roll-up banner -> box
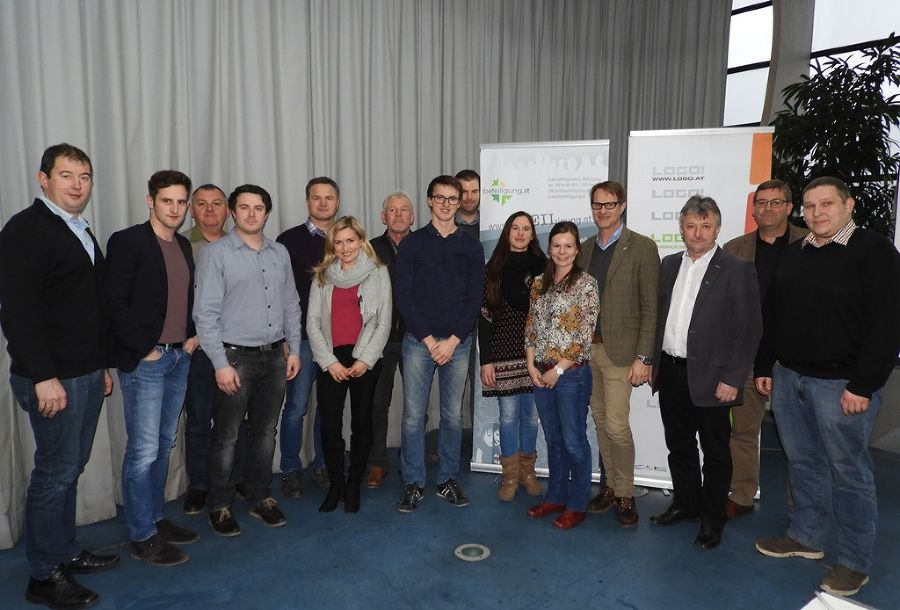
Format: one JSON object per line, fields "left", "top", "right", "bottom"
{"left": 472, "top": 140, "right": 610, "bottom": 476}
{"left": 626, "top": 127, "right": 774, "bottom": 489}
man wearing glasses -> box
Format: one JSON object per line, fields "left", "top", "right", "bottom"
{"left": 722, "top": 179, "right": 807, "bottom": 520}
{"left": 578, "top": 180, "right": 659, "bottom": 528}
{"left": 393, "top": 175, "right": 484, "bottom": 512}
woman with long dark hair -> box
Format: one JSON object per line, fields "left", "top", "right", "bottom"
{"left": 479, "top": 212, "right": 546, "bottom": 501}
{"left": 524, "top": 221, "right": 599, "bottom": 529}
{"left": 307, "top": 216, "right": 391, "bottom": 513}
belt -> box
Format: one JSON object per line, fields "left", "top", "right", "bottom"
{"left": 662, "top": 352, "right": 687, "bottom": 366}
{"left": 223, "top": 338, "right": 285, "bottom": 352}
{"left": 157, "top": 342, "right": 183, "bottom": 351}
{"left": 537, "top": 361, "right": 584, "bottom": 372}
{"left": 591, "top": 331, "right": 603, "bottom": 344}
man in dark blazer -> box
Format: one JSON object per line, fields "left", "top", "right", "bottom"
{"left": 722, "top": 179, "right": 807, "bottom": 520}
{"left": 367, "top": 191, "right": 415, "bottom": 487}
{"left": 106, "top": 170, "right": 199, "bottom": 567}
{"left": 0, "top": 144, "right": 118, "bottom": 608}
{"left": 577, "top": 180, "right": 659, "bottom": 527}
{"left": 650, "top": 196, "right": 762, "bottom": 550}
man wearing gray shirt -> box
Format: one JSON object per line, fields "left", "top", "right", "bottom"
{"left": 194, "top": 184, "right": 301, "bottom": 536}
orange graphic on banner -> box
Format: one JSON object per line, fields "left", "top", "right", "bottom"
{"left": 744, "top": 132, "right": 773, "bottom": 233}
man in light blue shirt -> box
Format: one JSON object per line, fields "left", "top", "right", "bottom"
{"left": 194, "top": 184, "right": 301, "bottom": 536}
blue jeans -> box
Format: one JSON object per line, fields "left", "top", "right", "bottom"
{"left": 400, "top": 333, "right": 471, "bottom": 487}
{"left": 119, "top": 346, "right": 190, "bottom": 542}
{"left": 183, "top": 348, "right": 247, "bottom": 490}
{"left": 279, "top": 339, "right": 324, "bottom": 473}
{"left": 11, "top": 370, "right": 105, "bottom": 579}
{"left": 533, "top": 366, "right": 593, "bottom": 512}
{"left": 209, "top": 348, "right": 287, "bottom": 509}
{"left": 497, "top": 392, "right": 538, "bottom": 457}
{"left": 772, "top": 365, "right": 881, "bottom": 574}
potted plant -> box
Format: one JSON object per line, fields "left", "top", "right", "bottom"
{"left": 771, "top": 34, "right": 900, "bottom": 236}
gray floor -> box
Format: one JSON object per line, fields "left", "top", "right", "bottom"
{"left": 1, "top": 420, "right": 899, "bottom": 609}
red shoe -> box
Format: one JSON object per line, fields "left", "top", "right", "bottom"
{"left": 527, "top": 502, "right": 566, "bottom": 519}
{"left": 552, "top": 510, "right": 586, "bottom": 529}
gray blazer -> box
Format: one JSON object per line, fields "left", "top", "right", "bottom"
{"left": 306, "top": 265, "right": 392, "bottom": 369}
{"left": 651, "top": 247, "right": 762, "bottom": 407}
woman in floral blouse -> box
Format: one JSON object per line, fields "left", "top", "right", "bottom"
{"left": 524, "top": 221, "right": 600, "bottom": 529}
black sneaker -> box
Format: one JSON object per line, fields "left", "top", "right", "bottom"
{"left": 249, "top": 498, "right": 287, "bottom": 527}
{"left": 182, "top": 488, "right": 207, "bottom": 515}
{"left": 281, "top": 471, "right": 304, "bottom": 499}
{"left": 155, "top": 519, "right": 199, "bottom": 545}
{"left": 396, "top": 484, "right": 424, "bottom": 513}
{"left": 209, "top": 507, "right": 241, "bottom": 537}
{"left": 130, "top": 533, "right": 188, "bottom": 566}
{"left": 436, "top": 479, "right": 470, "bottom": 507}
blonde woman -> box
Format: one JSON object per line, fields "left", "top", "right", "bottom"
{"left": 307, "top": 216, "right": 391, "bottom": 513}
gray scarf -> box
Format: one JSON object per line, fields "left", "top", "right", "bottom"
{"left": 325, "top": 252, "right": 377, "bottom": 288}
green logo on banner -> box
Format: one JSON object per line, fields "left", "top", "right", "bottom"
{"left": 491, "top": 179, "right": 514, "bottom": 205}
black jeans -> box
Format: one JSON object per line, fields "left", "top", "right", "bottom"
{"left": 368, "top": 341, "right": 401, "bottom": 469}
{"left": 317, "top": 345, "right": 381, "bottom": 482}
{"left": 657, "top": 355, "right": 732, "bottom": 528}
{"left": 184, "top": 348, "right": 247, "bottom": 490}
{"left": 208, "top": 348, "right": 286, "bottom": 510}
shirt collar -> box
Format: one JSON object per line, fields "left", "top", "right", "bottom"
{"left": 455, "top": 211, "right": 479, "bottom": 226}
{"left": 226, "top": 229, "right": 273, "bottom": 251}
{"left": 40, "top": 196, "right": 88, "bottom": 229}
{"left": 305, "top": 218, "right": 327, "bottom": 238}
{"left": 802, "top": 219, "right": 857, "bottom": 248}
{"left": 682, "top": 244, "right": 718, "bottom": 265}
{"left": 189, "top": 224, "right": 225, "bottom": 243}
{"left": 595, "top": 223, "right": 624, "bottom": 250}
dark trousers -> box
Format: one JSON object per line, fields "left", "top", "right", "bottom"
{"left": 184, "top": 348, "right": 247, "bottom": 490}
{"left": 657, "top": 355, "right": 732, "bottom": 528}
{"left": 317, "top": 345, "right": 381, "bottom": 482}
{"left": 10, "top": 370, "right": 105, "bottom": 579}
{"left": 368, "top": 341, "right": 401, "bottom": 469}
{"left": 208, "top": 348, "right": 286, "bottom": 510}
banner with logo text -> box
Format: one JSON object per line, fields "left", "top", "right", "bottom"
{"left": 471, "top": 140, "right": 610, "bottom": 476}
{"left": 626, "top": 127, "right": 773, "bottom": 489}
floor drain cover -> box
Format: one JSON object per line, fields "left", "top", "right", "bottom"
{"left": 454, "top": 543, "right": 491, "bottom": 562}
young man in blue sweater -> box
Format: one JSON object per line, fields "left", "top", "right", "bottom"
{"left": 393, "top": 175, "right": 484, "bottom": 512}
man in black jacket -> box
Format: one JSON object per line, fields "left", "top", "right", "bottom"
{"left": 366, "top": 191, "right": 415, "bottom": 487}
{"left": 0, "top": 144, "right": 118, "bottom": 609}
{"left": 106, "top": 170, "right": 199, "bottom": 567}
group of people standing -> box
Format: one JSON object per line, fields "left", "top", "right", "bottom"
{"left": 1, "top": 143, "right": 897, "bottom": 610}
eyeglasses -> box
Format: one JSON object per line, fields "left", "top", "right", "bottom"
{"left": 753, "top": 198, "right": 788, "bottom": 208}
{"left": 430, "top": 194, "right": 460, "bottom": 206}
{"left": 591, "top": 201, "right": 620, "bottom": 210}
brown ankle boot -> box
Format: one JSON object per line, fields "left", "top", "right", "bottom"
{"left": 498, "top": 455, "right": 520, "bottom": 501}
{"left": 518, "top": 452, "right": 543, "bottom": 496}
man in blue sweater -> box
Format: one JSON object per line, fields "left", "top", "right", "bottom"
{"left": 394, "top": 175, "right": 484, "bottom": 512}
{"left": 754, "top": 177, "right": 900, "bottom": 597}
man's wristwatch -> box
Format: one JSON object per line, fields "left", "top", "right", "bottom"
{"left": 554, "top": 365, "right": 565, "bottom": 376}
{"left": 636, "top": 354, "right": 653, "bottom": 366}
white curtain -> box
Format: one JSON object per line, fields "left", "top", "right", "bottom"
{"left": 0, "top": 0, "right": 730, "bottom": 549}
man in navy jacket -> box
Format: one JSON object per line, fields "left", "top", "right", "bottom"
{"left": 106, "top": 170, "right": 199, "bottom": 567}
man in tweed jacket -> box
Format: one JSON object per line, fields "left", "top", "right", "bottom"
{"left": 577, "top": 180, "right": 659, "bottom": 527}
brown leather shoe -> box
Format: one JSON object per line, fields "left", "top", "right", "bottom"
{"left": 616, "top": 496, "right": 639, "bottom": 527}
{"left": 527, "top": 502, "right": 566, "bottom": 519}
{"left": 587, "top": 486, "right": 616, "bottom": 513}
{"left": 366, "top": 466, "right": 387, "bottom": 489}
{"left": 725, "top": 499, "right": 753, "bottom": 520}
{"left": 552, "top": 510, "right": 586, "bottom": 529}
